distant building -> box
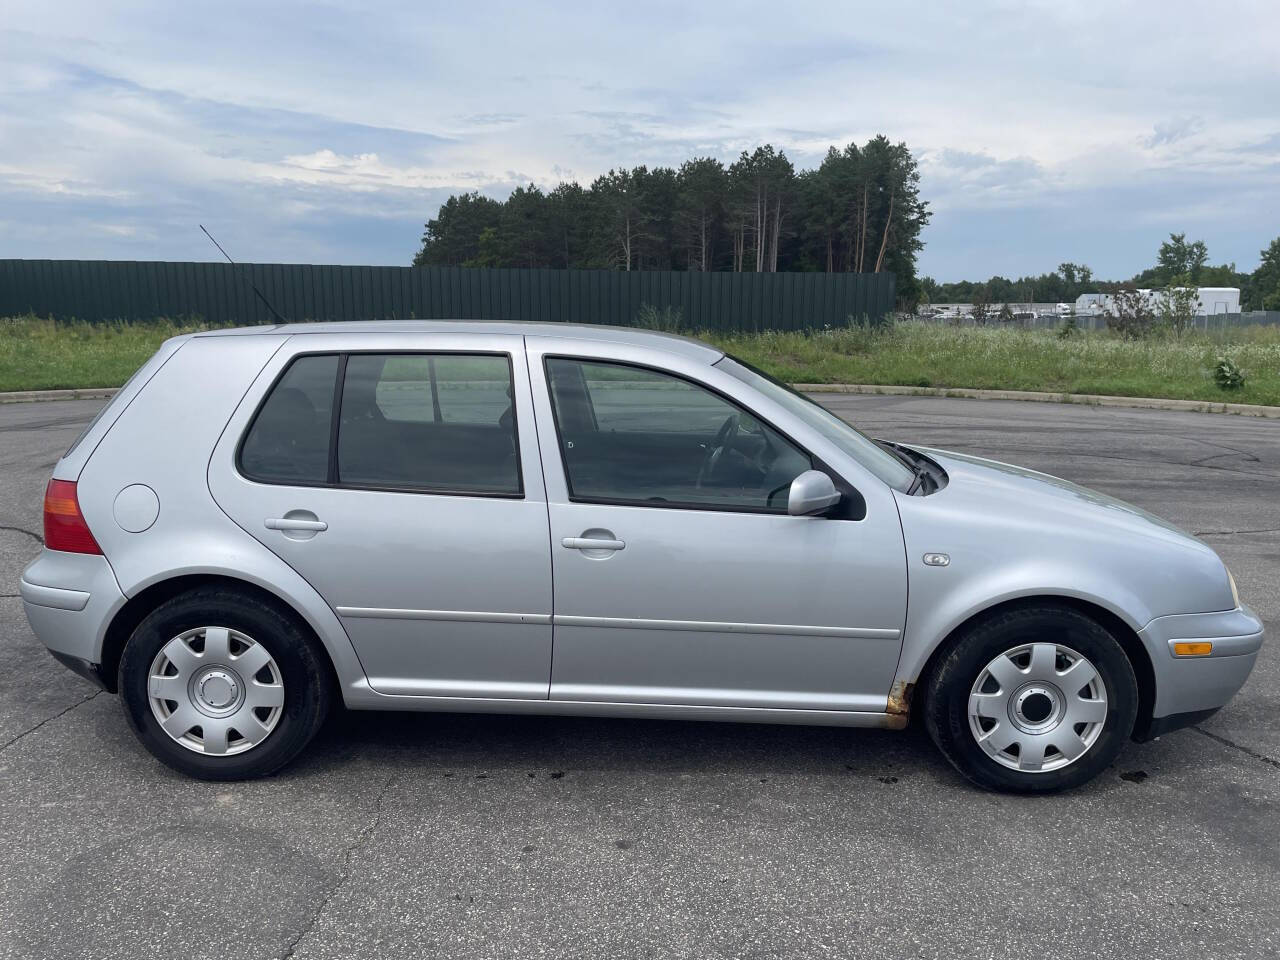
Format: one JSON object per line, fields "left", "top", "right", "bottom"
{"left": 1074, "top": 288, "right": 1240, "bottom": 317}
{"left": 920, "top": 302, "right": 1073, "bottom": 322}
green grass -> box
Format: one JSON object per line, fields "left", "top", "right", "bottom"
{"left": 3, "top": 315, "right": 1279, "bottom": 407}
{"left": 708, "top": 321, "right": 1280, "bottom": 407}
{"left": 0, "top": 316, "right": 214, "bottom": 392}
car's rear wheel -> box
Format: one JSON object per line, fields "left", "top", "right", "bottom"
{"left": 924, "top": 606, "right": 1138, "bottom": 793}
{"left": 119, "top": 586, "right": 331, "bottom": 780}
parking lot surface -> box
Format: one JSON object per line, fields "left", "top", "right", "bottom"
{"left": 1, "top": 394, "right": 1276, "bottom": 960}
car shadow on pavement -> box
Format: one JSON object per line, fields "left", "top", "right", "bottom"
{"left": 264, "top": 701, "right": 1236, "bottom": 797}
{"left": 299, "top": 705, "right": 946, "bottom": 782}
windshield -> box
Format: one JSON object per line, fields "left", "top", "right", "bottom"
{"left": 716, "top": 355, "right": 915, "bottom": 490}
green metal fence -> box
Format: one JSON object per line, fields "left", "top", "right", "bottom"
{"left": 0, "top": 260, "right": 896, "bottom": 332}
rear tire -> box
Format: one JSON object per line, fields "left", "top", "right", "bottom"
{"left": 119, "top": 586, "right": 331, "bottom": 780}
{"left": 924, "top": 606, "right": 1138, "bottom": 793}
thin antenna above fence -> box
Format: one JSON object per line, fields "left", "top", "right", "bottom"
{"left": 198, "top": 225, "right": 288, "bottom": 324}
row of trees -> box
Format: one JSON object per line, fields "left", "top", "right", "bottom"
{"left": 920, "top": 262, "right": 1099, "bottom": 307}
{"left": 413, "top": 137, "right": 930, "bottom": 306}
{"left": 923, "top": 234, "right": 1280, "bottom": 311}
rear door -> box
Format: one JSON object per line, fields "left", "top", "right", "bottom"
{"left": 208, "top": 332, "right": 554, "bottom": 700}
{"left": 525, "top": 337, "right": 909, "bottom": 713}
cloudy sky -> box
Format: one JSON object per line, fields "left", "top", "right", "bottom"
{"left": 2, "top": 1, "right": 1277, "bottom": 281}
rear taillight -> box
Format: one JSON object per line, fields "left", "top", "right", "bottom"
{"left": 43, "top": 479, "right": 102, "bottom": 554}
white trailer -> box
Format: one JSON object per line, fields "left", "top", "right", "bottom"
{"left": 1074, "top": 288, "right": 1240, "bottom": 317}
{"left": 1195, "top": 287, "right": 1240, "bottom": 315}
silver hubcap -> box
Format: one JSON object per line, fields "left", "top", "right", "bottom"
{"left": 968, "top": 642, "right": 1108, "bottom": 773}
{"left": 147, "top": 626, "right": 284, "bottom": 756}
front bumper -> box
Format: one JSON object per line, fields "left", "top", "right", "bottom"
{"left": 1136, "top": 605, "right": 1264, "bottom": 737}
{"left": 1134, "top": 706, "right": 1221, "bottom": 742}
{"left": 20, "top": 549, "right": 125, "bottom": 677}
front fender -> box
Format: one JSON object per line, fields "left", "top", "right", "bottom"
{"left": 890, "top": 471, "right": 1233, "bottom": 694}
{"left": 896, "top": 570, "right": 1157, "bottom": 686}
{"left": 893, "top": 558, "right": 1152, "bottom": 686}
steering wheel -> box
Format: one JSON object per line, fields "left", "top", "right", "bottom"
{"left": 695, "top": 414, "right": 740, "bottom": 488}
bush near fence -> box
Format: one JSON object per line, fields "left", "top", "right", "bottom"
{"left": 0, "top": 260, "right": 895, "bottom": 333}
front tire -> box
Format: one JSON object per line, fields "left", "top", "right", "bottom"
{"left": 119, "top": 587, "right": 332, "bottom": 780}
{"left": 924, "top": 606, "right": 1138, "bottom": 793}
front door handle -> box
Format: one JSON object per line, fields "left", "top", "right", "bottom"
{"left": 265, "top": 517, "right": 328, "bottom": 532}
{"left": 562, "top": 536, "right": 625, "bottom": 551}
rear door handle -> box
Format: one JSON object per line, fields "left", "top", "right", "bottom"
{"left": 561, "top": 537, "right": 625, "bottom": 551}
{"left": 265, "top": 517, "right": 328, "bottom": 532}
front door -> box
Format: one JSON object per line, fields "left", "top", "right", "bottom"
{"left": 209, "top": 333, "right": 554, "bottom": 700}
{"left": 527, "top": 346, "right": 908, "bottom": 713}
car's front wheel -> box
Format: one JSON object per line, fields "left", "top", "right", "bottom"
{"left": 924, "top": 606, "right": 1138, "bottom": 793}
{"left": 119, "top": 586, "right": 332, "bottom": 780}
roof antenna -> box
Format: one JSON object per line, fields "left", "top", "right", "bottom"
{"left": 199, "top": 224, "right": 288, "bottom": 325}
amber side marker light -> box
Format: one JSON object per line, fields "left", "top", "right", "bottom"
{"left": 43, "top": 479, "right": 102, "bottom": 555}
{"left": 1173, "top": 641, "right": 1214, "bottom": 657}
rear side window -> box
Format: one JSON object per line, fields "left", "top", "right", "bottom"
{"left": 240, "top": 355, "right": 338, "bottom": 484}
{"left": 338, "top": 353, "right": 519, "bottom": 494}
{"left": 361, "top": 354, "right": 515, "bottom": 426}
{"left": 239, "top": 351, "right": 521, "bottom": 496}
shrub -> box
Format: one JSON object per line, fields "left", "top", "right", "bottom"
{"left": 635, "top": 303, "right": 683, "bottom": 332}
{"left": 846, "top": 312, "right": 894, "bottom": 330}
{"left": 1212, "top": 355, "right": 1245, "bottom": 391}
{"left": 1157, "top": 277, "right": 1198, "bottom": 338}
{"left": 1104, "top": 287, "right": 1157, "bottom": 339}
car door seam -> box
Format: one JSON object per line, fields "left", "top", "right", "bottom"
{"left": 522, "top": 337, "right": 557, "bottom": 700}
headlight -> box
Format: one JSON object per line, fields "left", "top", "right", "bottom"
{"left": 1227, "top": 567, "right": 1240, "bottom": 608}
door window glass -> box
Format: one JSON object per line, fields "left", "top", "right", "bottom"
{"left": 545, "top": 358, "right": 810, "bottom": 511}
{"left": 717, "top": 355, "right": 915, "bottom": 490}
{"left": 338, "top": 353, "right": 520, "bottom": 495}
{"left": 239, "top": 354, "right": 338, "bottom": 484}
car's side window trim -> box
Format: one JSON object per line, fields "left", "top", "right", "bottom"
{"left": 541, "top": 354, "right": 863, "bottom": 518}
{"left": 326, "top": 353, "right": 348, "bottom": 485}
{"left": 236, "top": 349, "right": 526, "bottom": 500}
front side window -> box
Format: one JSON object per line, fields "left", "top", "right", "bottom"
{"left": 716, "top": 355, "right": 915, "bottom": 490}
{"left": 545, "top": 358, "right": 811, "bottom": 512}
{"left": 338, "top": 353, "right": 520, "bottom": 494}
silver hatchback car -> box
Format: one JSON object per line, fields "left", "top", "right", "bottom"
{"left": 21, "top": 322, "right": 1263, "bottom": 791}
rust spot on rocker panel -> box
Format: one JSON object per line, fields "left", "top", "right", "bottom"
{"left": 884, "top": 681, "right": 914, "bottom": 729}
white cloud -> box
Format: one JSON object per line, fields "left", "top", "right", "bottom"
{"left": 0, "top": 0, "right": 1277, "bottom": 277}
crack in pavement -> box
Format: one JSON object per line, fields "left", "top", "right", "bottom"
{"left": 0, "top": 689, "right": 102, "bottom": 754}
{"left": 1192, "top": 726, "right": 1280, "bottom": 771}
{"left": 0, "top": 415, "right": 95, "bottom": 434}
{"left": 277, "top": 773, "right": 396, "bottom": 959}
{"left": 1180, "top": 435, "right": 1263, "bottom": 466}
{"left": 0, "top": 524, "right": 43, "bottom": 545}
{"left": 1193, "top": 527, "right": 1280, "bottom": 537}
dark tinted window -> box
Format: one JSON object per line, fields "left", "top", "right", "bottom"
{"left": 240, "top": 354, "right": 338, "bottom": 484}
{"left": 546, "top": 358, "right": 810, "bottom": 512}
{"left": 338, "top": 353, "right": 520, "bottom": 494}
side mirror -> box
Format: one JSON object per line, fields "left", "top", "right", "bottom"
{"left": 787, "top": 469, "right": 841, "bottom": 517}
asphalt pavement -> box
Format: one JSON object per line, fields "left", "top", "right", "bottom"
{"left": 0, "top": 394, "right": 1276, "bottom": 960}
